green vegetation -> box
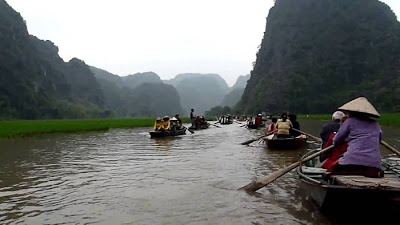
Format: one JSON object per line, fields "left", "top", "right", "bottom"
{"left": 298, "top": 113, "right": 400, "bottom": 127}
{"left": 238, "top": 0, "right": 400, "bottom": 115}
{"left": 0, "top": 118, "right": 191, "bottom": 138}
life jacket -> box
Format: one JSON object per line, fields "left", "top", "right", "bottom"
{"left": 321, "top": 133, "right": 348, "bottom": 172}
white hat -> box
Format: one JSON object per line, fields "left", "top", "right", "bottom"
{"left": 332, "top": 111, "right": 345, "bottom": 120}
{"left": 170, "top": 117, "right": 178, "bottom": 121}
{"left": 338, "top": 97, "right": 380, "bottom": 118}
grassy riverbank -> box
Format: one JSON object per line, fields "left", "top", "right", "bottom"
{"left": 298, "top": 113, "right": 400, "bottom": 127}
{"left": 0, "top": 118, "right": 191, "bottom": 138}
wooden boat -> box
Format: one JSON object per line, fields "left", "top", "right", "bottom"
{"left": 246, "top": 123, "right": 265, "bottom": 129}
{"left": 264, "top": 134, "right": 307, "bottom": 149}
{"left": 297, "top": 152, "right": 400, "bottom": 210}
{"left": 149, "top": 127, "right": 186, "bottom": 138}
{"left": 188, "top": 123, "right": 209, "bottom": 130}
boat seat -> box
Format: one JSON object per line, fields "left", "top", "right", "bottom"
{"left": 301, "top": 166, "right": 327, "bottom": 174}
{"left": 332, "top": 175, "right": 400, "bottom": 189}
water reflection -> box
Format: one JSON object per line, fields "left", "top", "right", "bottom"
{"left": 0, "top": 121, "right": 399, "bottom": 224}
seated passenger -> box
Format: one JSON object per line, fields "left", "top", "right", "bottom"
{"left": 289, "top": 114, "right": 300, "bottom": 137}
{"left": 255, "top": 113, "right": 263, "bottom": 125}
{"left": 319, "top": 111, "right": 346, "bottom": 162}
{"left": 276, "top": 113, "right": 293, "bottom": 138}
{"left": 267, "top": 117, "right": 278, "bottom": 133}
{"left": 170, "top": 117, "right": 178, "bottom": 131}
{"left": 175, "top": 114, "right": 182, "bottom": 129}
{"left": 331, "top": 97, "right": 383, "bottom": 178}
{"left": 161, "top": 116, "right": 171, "bottom": 131}
{"left": 154, "top": 117, "right": 163, "bottom": 131}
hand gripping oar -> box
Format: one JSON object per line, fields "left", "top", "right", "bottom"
{"left": 240, "top": 131, "right": 274, "bottom": 145}
{"left": 239, "top": 145, "right": 334, "bottom": 192}
{"left": 291, "top": 128, "right": 322, "bottom": 142}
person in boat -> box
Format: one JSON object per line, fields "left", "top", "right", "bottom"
{"left": 319, "top": 111, "right": 346, "bottom": 162}
{"left": 276, "top": 113, "right": 293, "bottom": 138}
{"left": 170, "top": 117, "right": 179, "bottom": 131}
{"left": 161, "top": 116, "right": 171, "bottom": 131}
{"left": 331, "top": 97, "right": 384, "bottom": 178}
{"left": 175, "top": 114, "right": 182, "bottom": 129}
{"left": 255, "top": 113, "right": 263, "bottom": 126}
{"left": 190, "top": 109, "right": 195, "bottom": 127}
{"left": 247, "top": 116, "right": 254, "bottom": 125}
{"left": 288, "top": 114, "right": 300, "bottom": 137}
{"left": 267, "top": 117, "right": 278, "bottom": 133}
{"left": 154, "top": 117, "right": 163, "bottom": 131}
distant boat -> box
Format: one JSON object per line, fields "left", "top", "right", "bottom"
{"left": 264, "top": 134, "right": 307, "bottom": 149}
{"left": 149, "top": 127, "right": 187, "bottom": 138}
{"left": 189, "top": 123, "right": 209, "bottom": 130}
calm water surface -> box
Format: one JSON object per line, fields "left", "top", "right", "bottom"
{"left": 1, "top": 120, "right": 399, "bottom": 225}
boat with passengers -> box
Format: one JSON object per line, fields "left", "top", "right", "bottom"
{"left": 149, "top": 127, "right": 187, "bottom": 138}
{"left": 263, "top": 134, "right": 308, "bottom": 149}
{"left": 297, "top": 151, "right": 400, "bottom": 210}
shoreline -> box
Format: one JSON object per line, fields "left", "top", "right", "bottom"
{"left": 0, "top": 118, "right": 191, "bottom": 139}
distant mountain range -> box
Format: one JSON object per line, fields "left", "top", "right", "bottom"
{"left": 0, "top": 0, "right": 249, "bottom": 119}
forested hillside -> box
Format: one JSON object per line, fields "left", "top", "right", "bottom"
{"left": 90, "top": 67, "right": 184, "bottom": 117}
{"left": 238, "top": 0, "right": 400, "bottom": 114}
{"left": 0, "top": 0, "right": 104, "bottom": 119}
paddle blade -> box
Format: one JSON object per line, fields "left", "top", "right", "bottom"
{"left": 187, "top": 128, "right": 194, "bottom": 134}
{"left": 240, "top": 139, "right": 257, "bottom": 145}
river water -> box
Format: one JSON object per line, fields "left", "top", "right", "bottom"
{"left": 0, "top": 120, "right": 399, "bottom": 225}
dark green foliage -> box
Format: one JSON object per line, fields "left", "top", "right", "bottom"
{"left": 0, "top": 0, "right": 106, "bottom": 119}
{"left": 238, "top": 0, "right": 400, "bottom": 115}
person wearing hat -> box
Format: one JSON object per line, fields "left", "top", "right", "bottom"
{"left": 154, "top": 117, "right": 163, "bottom": 131}
{"left": 331, "top": 97, "right": 383, "bottom": 178}
{"left": 161, "top": 116, "right": 171, "bottom": 131}
{"left": 255, "top": 113, "right": 263, "bottom": 126}
{"left": 319, "top": 111, "right": 346, "bottom": 163}
{"left": 320, "top": 111, "right": 346, "bottom": 152}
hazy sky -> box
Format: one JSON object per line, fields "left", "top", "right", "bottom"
{"left": 6, "top": 0, "right": 400, "bottom": 86}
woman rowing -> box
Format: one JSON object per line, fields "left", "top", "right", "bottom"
{"left": 330, "top": 97, "right": 383, "bottom": 178}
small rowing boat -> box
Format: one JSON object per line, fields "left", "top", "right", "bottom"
{"left": 297, "top": 151, "right": 400, "bottom": 210}
{"left": 263, "top": 134, "right": 307, "bottom": 149}
{"left": 149, "top": 127, "right": 187, "bottom": 138}
{"left": 189, "top": 123, "right": 209, "bottom": 130}
{"left": 246, "top": 124, "right": 265, "bottom": 129}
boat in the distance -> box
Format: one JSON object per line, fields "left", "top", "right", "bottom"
{"left": 263, "top": 134, "right": 307, "bottom": 149}
{"left": 149, "top": 127, "right": 187, "bottom": 138}
{"left": 246, "top": 123, "right": 265, "bottom": 129}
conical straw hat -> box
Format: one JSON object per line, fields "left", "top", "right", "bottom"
{"left": 338, "top": 97, "right": 380, "bottom": 118}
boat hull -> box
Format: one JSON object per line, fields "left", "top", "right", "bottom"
{"left": 149, "top": 128, "right": 186, "bottom": 138}
{"left": 266, "top": 135, "right": 307, "bottom": 149}
{"left": 247, "top": 124, "right": 265, "bottom": 129}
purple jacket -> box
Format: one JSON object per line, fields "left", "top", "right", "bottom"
{"left": 333, "top": 117, "right": 382, "bottom": 168}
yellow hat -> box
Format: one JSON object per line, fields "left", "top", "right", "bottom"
{"left": 338, "top": 97, "right": 380, "bottom": 118}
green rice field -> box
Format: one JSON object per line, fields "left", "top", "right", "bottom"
{"left": 0, "top": 118, "right": 191, "bottom": 138}
{"left": 298, "top": 113, "right": 400, "bottom": 128}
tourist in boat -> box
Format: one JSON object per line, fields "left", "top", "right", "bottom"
{"left": 289, "top": 114, "right": 300, "bottom": 137}
{"left": 267, "top": 117, "right": 278, "bottom": 133}
{"left": 255, "top": 113, "right": 263, "bottom": 125}
{"left": 247, "top": 116, "right": 254, "bottom": 125}
{"left": 153, "top": 117, "right": 163, "bottom": 131}
{"left": 170, "top": 117, "right": 179, "bottom": 131}
{"left": 276, "top": 113, "right": 293, "bottom": 138}
{"left": 175, "top": 114, "right": 182, "bottom": 129}
{"left": 161, "top": 116, "right": 171, "bottom": 131}
{"left": 319, "top": 111, "right": 346, "bottom": 162}
{"left": 331, "top": 97, "right": 383, "bottom": 178}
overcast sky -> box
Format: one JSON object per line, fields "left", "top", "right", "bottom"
{"left": 6, "top": 0, "right": 400, "bottom": 86}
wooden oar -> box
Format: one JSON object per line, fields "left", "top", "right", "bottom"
{"left": 239, "top": 145, "right": 334, "bottom": 192}
{"left": 184, "top": 126, "right": 195, "bottom": 134}
{"left": 380, "top": 141, "right": 400, "bottom": 157}
{"left": 208, "top": 123, "right": 221, "bottom": 128}
{"left": 291, "top": 128, "right": 322, "bottom": 142}
{"left": 240, "top": 131, "right": 274, "bottom": 145}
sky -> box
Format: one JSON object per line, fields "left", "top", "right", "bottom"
{"left": 6, "top": 0, "right": 400, "bottom": 87}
